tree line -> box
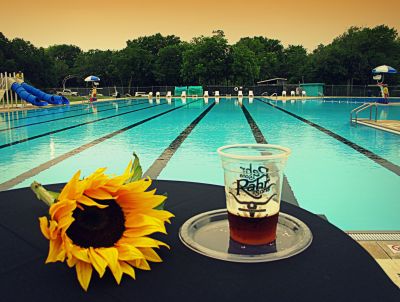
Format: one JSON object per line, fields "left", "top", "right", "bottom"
{"left": 0, "top": 25, "right": 399, "bottom": 89}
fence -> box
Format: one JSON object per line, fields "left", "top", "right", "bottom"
{"left": 47, "top": 84, "right": 400, "bottom": 98}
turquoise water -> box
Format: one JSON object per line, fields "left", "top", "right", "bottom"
{"left": 0, "top": 97, "right": 399, "bottom": 231}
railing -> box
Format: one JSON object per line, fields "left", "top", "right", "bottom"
{"left": 44, "top": 84, "right": 400, "bottom": 98}
{"left": 350, "top": 103, "right": 377, "bottom": 124}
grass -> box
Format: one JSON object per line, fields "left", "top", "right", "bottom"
{"left": 66, "top": 95, "right": 111, "bottom": 102}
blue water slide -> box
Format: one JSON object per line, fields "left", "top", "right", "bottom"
{"left": 10, "top": 82, "right": 48, "bottom": 106}
{"left": 21, "top": 83, "right": 69, "bottom": 105}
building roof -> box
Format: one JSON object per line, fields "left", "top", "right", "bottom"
{"left": 256, "top": 78, "right": 287, "bottom": 84}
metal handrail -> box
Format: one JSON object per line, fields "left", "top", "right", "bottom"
{"left": 350, "top": 103, "right": 369, "bottom": 123}
{"left": 350, "top": 102, "right": 376, "bottom": 124}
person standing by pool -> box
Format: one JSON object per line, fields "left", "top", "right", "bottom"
{"left": 377, "top": 83, "right": 389, "bottom": 104}
{"left": 90, "top": 86, "right": 97, "bottom": 102}
{"left": 382, "top": 85, "right": 389, "bottom": 99}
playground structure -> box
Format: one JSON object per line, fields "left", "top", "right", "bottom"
{"left": 0, "top": 72, "right": 69, "bottom": 109}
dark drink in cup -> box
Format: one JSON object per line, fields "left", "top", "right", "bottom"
{"left": 228, "top": 212, "right": 279, "bottom": 245}
{"left": 218, "top": 144, "right": 291, "bottom": 247}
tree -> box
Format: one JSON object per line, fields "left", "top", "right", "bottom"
{"left": 310, "top": 25, "right": 400, "bottom": 84}
{"left": 230, "top": 45, "right": 259, "bottom": 85}
{"left": 127, "top": 33, "right": 181, "bottom": 55}
{"left": 73, "top": 50, "right": 116, "bottom": 87}
{"left": 46, "top": 44, "right": 82, "bottom": 68}
{"left": 235, "top": 37, "right": 284, "bottom": 80}
{"left": 114, "top": 45, "right": 154, "bottom": 88}
{"left": 154, "top": 44, "right": 187, "bottom": 85}
{"left": 282, "top": 45, "right": 310, "bottom": 83}
{"left": 181, "top": 31, "right": 230, "bottom": 85}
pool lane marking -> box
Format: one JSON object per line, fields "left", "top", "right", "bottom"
{"left": 144, "top": 102, "right": 216, "bottom": 179}
{"left": 0, "top": 98, "right": 139, "bottom": 124}
{"left": 0, "top": 100, "right": 150, "bottom": 132}
{"left": 257, "top": 98, "right": 400, "bottom": 177}
{"left": 0, "top": 101, "right": 170, "bottom": 150}
{"left": 241, "top": 104, "right": 299, "bottom": 206}
{"left": 0, "top": 100, "right": 199, "bottom": 191}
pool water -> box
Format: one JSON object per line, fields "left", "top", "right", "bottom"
{"left": 0, "top": 97, "right": 399, "bottom": 231}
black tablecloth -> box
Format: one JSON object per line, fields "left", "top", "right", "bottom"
{"left": 0, "top": 180, "right": 398, "bottom": 301}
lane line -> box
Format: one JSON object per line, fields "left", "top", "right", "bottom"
{"left": 241, "top": 104, "right": 299, "bottom": 206}
{"left": 0, "top": 100, "right": 149, "bottom": 132}
{"left": 257, "top": 98, "right": 400, "bottom": 177}
{"left": 0, "top": 102, "right": 170, "bottom": 150}
{"left": 144, "top": 102, "right": 216, "bottom": 179}
{"left": 0, "top": 98, "right": 140, "bottom": 123}
{"left": 0, "top": 100, "right": 198, "bottom": 191}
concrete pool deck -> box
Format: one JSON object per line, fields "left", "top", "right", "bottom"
{"left": 356, "top": 119, "right": 400, "bottom": 135}
{"left": 356, "top": 239, "right": 400, "bottom": 287}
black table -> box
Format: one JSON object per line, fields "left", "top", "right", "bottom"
{"left": 0, "top": 180, "right": 398, "bottom": 301}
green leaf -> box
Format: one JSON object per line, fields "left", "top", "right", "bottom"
{"left": 154, "top": 192, "right": 168, "bottom": 210}
{"left": 48, "top": 191, "right": 60, "bottom": 200}
{"left": 125, "top": 152, "right": 143, "bottom": 183}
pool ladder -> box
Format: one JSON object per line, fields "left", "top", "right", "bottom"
{"left": 350, "top": 102, "right": 377, "bottom": 125}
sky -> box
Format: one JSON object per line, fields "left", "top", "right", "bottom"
{"left": 1, "top": 0, "right": 399, "bottom": 52}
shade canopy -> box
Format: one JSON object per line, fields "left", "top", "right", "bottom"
{"left": 372, "top": 65, "right": 397, "bottom": 74}
{"left": 84, "top": 75, "right": 100, "bottom": 82}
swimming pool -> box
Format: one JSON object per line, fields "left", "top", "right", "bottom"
{"left": 0, "top": 97, "right": 399, "bottom": 231}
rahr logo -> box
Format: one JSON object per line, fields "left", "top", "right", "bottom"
{"left": 229, "top": 164, "right": 276, "bottom": 217}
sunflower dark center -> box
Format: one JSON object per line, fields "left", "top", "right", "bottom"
{"left": 67, "top": 198, "right": 125, "bottom": 248}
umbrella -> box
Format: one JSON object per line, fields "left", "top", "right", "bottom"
{"left": 372, "top": 65, "right": 397, "bottom": 74}
{"left": 84, "top": 75, "right": 100, "bottom": 82}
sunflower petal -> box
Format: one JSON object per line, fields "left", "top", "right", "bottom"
{"left": 139, "top": 247, "right": 163, "bottom": 263}
{"left": 120, "top": 236, "right": 169, "bottom": 249}
{"left": 127, "top": 258, "right": 151, "bottom": 271}
{"left": 97, "top": 248, "right": 123, "bottom": 284}
{"left": 66, "top": 255, "right": 78, "bottom": 268}
{"left": 120, "top": 261, "right": 136, "bottom": 279}
{"left": 49, "top": 199, "right": 76, "bottom": 221}
{"left": 77, "top": 195, "right": 109, "bottom": 209}
{"left": 84, "top": 188, "right": 113, "bottom": 200}
{"left": 76, "top": 261, "right": 93, "bottom": 291}
{"left": 88, "top": 248, "right": 108, "bottom": 277}
{"left": 124, "top": 225, "right": 167, "bottom": 237}
{"left": 59, "top": 170, "right": 82, "bottom": 200}
{"left": 39, "top": 217, "right": 50, "bottom": 239}
{"left": 124, "top": 213, "right": 165, "bottom": 228}
{"left": 46, "top": 236, "right": 65, "bottom": 263}
{"left": 141, "top": 209, "right": 175, "bottom": 223}
{"left": 70, "top": 246, "right": 90, "bottom": 263}
{"left": 116, "top": 244, "right": 144, "bottom": 261}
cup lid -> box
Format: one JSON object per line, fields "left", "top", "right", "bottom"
{"left": 217, "top": 144, "right": 291, "bottom": 161}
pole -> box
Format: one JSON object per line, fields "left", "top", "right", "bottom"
{"left": 20, "top": 72, "right": 25, "bottom": 108}
{"left": 5, "top": 72, "right": 9, "bottom": 108}
{"left": 13, "top": 72, "right": 17, "bottom": 108}
{"left": 0, "top": 73, "right": 3, "bottom": 108}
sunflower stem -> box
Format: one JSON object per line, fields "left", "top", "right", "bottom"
{"left": 30, "top": 181, "right": 56, "bottom": 207}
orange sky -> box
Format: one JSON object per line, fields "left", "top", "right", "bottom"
{"left": 1, "top": 0, "right": 399, "bottom": 52}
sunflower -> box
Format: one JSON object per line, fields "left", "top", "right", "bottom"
{"left": 37, "top": 161, "right": 174, "bottom": 291}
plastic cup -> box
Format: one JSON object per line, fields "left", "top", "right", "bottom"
{"left": 217, "top": 144, "right": 291, "bottom": 245}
